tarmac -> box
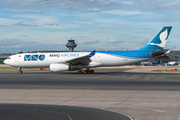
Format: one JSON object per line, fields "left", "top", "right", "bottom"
{"left": 1, "top": 65, "right": 180, "bottom": 120}
{"left": 0, "top": 103, "right": 132, "bottom": 120}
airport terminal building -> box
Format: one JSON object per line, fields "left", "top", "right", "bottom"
{"left": 0, "top": 54, "right": 11, "bottom": 64}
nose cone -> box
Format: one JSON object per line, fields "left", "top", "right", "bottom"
{"left": 3, "top": 59, "right": 8, "bottom": 65}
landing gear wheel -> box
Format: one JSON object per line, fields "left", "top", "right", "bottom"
{"left": 89, "top": 70, "right": 94, "bottom": 74}
{"left": 78, "top": 70, "right": 83, "bottom": 74}
{"left": 83, "top": 70, "right": 89, "bottom": 74}
{"left": 78, "top": 69, "right": 94, "bottom": 74}
{"left": 18, "top": 67, "right": 22, "bottom": 74}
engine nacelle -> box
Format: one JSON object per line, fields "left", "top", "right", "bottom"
{"left": 50, "top": 63, "right": 79, "bottom": 72}
{"left": 50, "top": 63, "right": 69, "bottom": 72}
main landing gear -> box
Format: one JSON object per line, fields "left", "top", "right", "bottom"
{"left": 77, "top": 68, "right": 94, "bottom": 74}
{"left": 18, "top": 67, "right": 22, "bottom": 74}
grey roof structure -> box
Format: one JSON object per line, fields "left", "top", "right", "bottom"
{"left": 0, "top": 54, "right": 10, "bottom": 59}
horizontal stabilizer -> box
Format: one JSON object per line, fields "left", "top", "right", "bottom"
{"left": 150, "top": 49, "right": 169, "bottom": 57}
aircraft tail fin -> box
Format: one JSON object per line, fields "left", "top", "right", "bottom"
{"left": 137, "top": 26, "right": 172, "bottom": 51}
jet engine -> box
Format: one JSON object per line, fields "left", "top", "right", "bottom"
{"left": 50, "top": 63, "right": 79, "bottom": 72}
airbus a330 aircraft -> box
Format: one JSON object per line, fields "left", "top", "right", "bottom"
{"left": 4, "top": 26, "right": 172, "bottom": 74}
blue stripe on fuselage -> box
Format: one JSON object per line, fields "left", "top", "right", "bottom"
{"left": 97, "top": 51, "right": 152, "bottom": 58}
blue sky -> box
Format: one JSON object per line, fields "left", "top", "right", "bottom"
{"left": 0, "top": 0, "right": 180, "bottom": 53}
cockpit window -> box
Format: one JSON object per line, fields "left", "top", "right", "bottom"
{"left": 7, "top": 57, "right": 11, "bottom": 59}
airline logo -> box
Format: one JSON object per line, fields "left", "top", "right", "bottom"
{"left": 149, "top": 29, "right": 168, "bottom": 48}
{"left": 24, "top": 54, "right": 45, "bottom": 61}
{"left": 49, "top": 54, "right": 60, "bottom": 58}
{"left": 49, "top": 53, "right": 79, "bottom": 58}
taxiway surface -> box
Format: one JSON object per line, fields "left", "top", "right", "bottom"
{"left": 1, "top": 66, "right": 180, "bottom": 120}
{"left": 0, "top": 104, "right": 132, "bottom": 120}
{"left": 0, "top": 67, "right": 180, "bottom": 91}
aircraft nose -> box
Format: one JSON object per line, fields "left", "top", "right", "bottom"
{"left": 3, "top": 59, "right": 7, "bottom": 64}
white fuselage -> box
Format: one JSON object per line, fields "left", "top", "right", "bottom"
{"left": 4, "top": 52, "right": 149, "bottom": 68}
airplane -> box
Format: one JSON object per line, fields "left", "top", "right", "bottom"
{"left": 4, "top": 26, "right": 172, "bottom": 74}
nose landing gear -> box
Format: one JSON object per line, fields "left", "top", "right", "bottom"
{"left": 18, "top": 67, "right": 22, "bottom": 74}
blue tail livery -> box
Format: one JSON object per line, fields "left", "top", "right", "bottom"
{"left": 138, "top": 26, "right": 172, "bottom": 51}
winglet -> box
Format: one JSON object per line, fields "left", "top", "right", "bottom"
{"left": 89, "top": 50, "right": 96, "bottom": 56}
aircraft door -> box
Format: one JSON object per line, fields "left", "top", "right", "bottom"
{"left": 18, "top": 55, "right": 22, "bottom": 63}
{"left": 14, "top": 56, "right": 18, "bottom": 62}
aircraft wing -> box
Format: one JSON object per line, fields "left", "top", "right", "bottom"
{"left": 64, "top": 50, "right": 96, "bottom": 65}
